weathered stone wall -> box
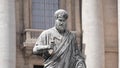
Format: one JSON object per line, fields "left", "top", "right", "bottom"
{"left": 103, "top": 0, "right": 118, "bottom": 68}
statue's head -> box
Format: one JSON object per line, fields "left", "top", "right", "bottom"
{"left": 54, "top": 9, "right": 68, "bottom": 33}
{"left": 54, "top": 9, "right": 68, "bottom": 21}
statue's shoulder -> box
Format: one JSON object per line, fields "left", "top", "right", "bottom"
{"left": 40, "top": 27, "right": 54, "bottom": 35}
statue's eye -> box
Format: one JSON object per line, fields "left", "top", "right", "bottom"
{"left": 59, "top": 19, "right": 62, "bottom": 22}
{"left": 58, "top": 19, "right": 65, "bottom": 22}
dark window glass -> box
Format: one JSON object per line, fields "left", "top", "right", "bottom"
{"left": 32, "top": 0, "right": 59, "bottom": 29}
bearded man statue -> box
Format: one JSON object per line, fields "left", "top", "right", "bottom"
{"left": 33, "top": 9, "right": 86, "bottom": 68}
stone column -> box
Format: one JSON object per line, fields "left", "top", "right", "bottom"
{"left": 118, "top": 0, "right": 120, "bottom": 68}
{"left": 0, "top": 0, "right": 16, "bottom": 68}
{"left": 82, "top": 0, "right": 105, "bottom": 68}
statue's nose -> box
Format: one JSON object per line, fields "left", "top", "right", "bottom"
{"left": 60, "top": 22, "right": 63, "bottom": 25}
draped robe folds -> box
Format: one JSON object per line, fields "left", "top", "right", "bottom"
{"left": 34, "top": 27, "right": 86, "bottom": 68}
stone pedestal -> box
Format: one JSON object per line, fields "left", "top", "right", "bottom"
{"left": 0, "top": 0, "right": 16, "bottom": 68}
{"left": 82, "top": 0, "right": 105, "bottom": 68}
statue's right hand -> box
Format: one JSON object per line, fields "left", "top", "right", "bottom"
{"left": 48, "top": 41, "right": 56, "bottom": 55}
{"left": 49, "top": 40, "right": 56, "bottom": 49}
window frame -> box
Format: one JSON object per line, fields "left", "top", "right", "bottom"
{"left": 29, "top": 0, "right": 60, "bottom": 29}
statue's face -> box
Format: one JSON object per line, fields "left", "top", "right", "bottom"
{"left": 55, "top": 18, "right": 67, "bottom": 32}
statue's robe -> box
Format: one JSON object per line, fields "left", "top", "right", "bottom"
{"left": 34, "top": 27, "right": 86, "bottom": 68}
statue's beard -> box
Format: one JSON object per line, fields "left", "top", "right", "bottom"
{"left": 56, "top": 25, "right": 66, "bottom": 33}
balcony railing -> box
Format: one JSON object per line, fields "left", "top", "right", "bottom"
{"left": 24, "top": 29, "right": 43, "bottom": 43}
{"left": 23, "top": 29, "right": 44, "bottom": 48}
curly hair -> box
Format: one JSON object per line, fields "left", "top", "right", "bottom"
{"left": 54, "top": 9, "right": 68, "bottom": 20}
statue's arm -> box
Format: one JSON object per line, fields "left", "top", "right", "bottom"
{"left": 33, "top": 31, "right": 48, "bottom": 54}
{"left": 73, "top": 33, "right": 86, "bottom": 66}
{"left": 33, "top": 31, "right": 54, "bottom": 55}
{"left": 72, "top": 33, "right": 84, "bottom": 58}
{"left": 33, "top": 44, "right": 51, "bottom": 54}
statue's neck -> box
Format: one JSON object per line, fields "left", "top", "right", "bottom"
{"left": 56, "top": 28, "right": 66, "bottom": 35}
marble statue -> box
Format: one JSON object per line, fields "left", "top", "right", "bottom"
{"left": 33, "top": 9, "right": 86, "bottom": 68}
